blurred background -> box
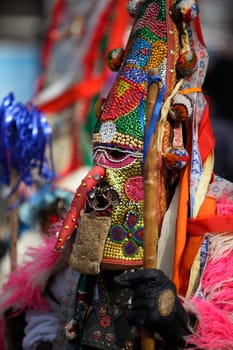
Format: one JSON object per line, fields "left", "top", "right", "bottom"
{"left": 200, "top": 0, "right": 233, "bottom": 182}
{"left": 0, "top": 0, "right": 47, "bottom": 102}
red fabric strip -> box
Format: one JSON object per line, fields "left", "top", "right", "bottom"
{"left": 37, "top": 0, "right": 130, "bottom": 114}
{"left": 198, "top": 101, "right": 215, "bottom": 162}
{"left": 37, "top": 72, "right": 109, "bottom": 113}
{"left": 37, "top": 0, "right": 65, "bottom": 92}
{"left": 187, "top": 215, "right": 233, "bottom": 236}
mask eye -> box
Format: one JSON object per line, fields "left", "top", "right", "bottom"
{"left": 108, "top": 149, "right": 126, "bottom": 160}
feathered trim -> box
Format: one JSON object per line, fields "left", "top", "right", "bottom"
{"left": 185, "top": 298, "right": 233, "bottom": 350}
{"left": 185, "top": 235, "right": 233, "bottom": 349}
{"left": 0, "top": 235, "right": 70, "bottom": 313}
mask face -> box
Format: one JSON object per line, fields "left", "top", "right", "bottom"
{"left": 84, "top": 0, "right": 178, "bottom": 269}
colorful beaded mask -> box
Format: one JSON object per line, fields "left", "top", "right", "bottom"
{"left": 56, "top": 0, "right": 204, "bottom": 272}
{"left": 88, "top": 0, "right": 180, "bottom": 269}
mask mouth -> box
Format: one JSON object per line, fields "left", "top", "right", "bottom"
{"left": 85, "top": 180, "right": 120, "bottom": 216}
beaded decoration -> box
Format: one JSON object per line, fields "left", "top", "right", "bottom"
{"left": 92, "top": 0, "right": 179, "bottom": 268}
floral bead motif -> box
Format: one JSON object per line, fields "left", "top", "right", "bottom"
{"left": 110, "top": 210, "right": 143, "bottom": 257}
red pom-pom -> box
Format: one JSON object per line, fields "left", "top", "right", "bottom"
{"left": 170, "top": 0, "right": 199, "bottom": 24}
{"left": 176, "top": 49, "right": 198, "bottom": 77}
{"left": 163, "top": 147, "right": 189, "bottom": 169}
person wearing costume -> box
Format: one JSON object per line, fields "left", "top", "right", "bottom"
{"left": 1, "top": 0, "right": 233, "bottom": 349}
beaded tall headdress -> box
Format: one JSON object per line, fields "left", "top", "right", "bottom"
{"left": 55, "top": 0, "right": 208, "bottom": 274}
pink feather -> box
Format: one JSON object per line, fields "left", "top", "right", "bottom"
{"left": 186, "top": 298, "right": 233, "bottom": 349}
{"left": 186, "top": 247, "right": 233, "bottom": 349}
{"left": 0, "top": 235, "right": 64, "bottom": 313}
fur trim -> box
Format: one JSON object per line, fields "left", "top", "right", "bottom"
{"left": 0, "top": 235, "right": 69, "bottom": 313}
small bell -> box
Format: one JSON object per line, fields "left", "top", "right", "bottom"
{"left": 106, "top": 48, "right": 125, "bottom": 71}
{"left": 126, "top": 0, "right": 145, "bottom": 17}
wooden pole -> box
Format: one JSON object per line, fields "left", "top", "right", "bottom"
{"left": 142, "top": 68, "right": 161, "bottom": 350}
{"left": 9, "top": 170, "right": 19, "bottom": 272}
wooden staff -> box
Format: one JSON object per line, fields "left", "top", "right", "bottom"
{"left": 142, "top": 68, "right": 161, "bottom": 350}
{"left": 9, "top": 169, "right": 19, "bottom": 272}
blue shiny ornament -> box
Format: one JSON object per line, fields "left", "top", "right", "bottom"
{"left": 0, "top": 93, "right": 55, "bottom": 187}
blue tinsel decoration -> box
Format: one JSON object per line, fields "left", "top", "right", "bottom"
{"left": 0, "top": 93, "right": 55, "bottom": 187}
